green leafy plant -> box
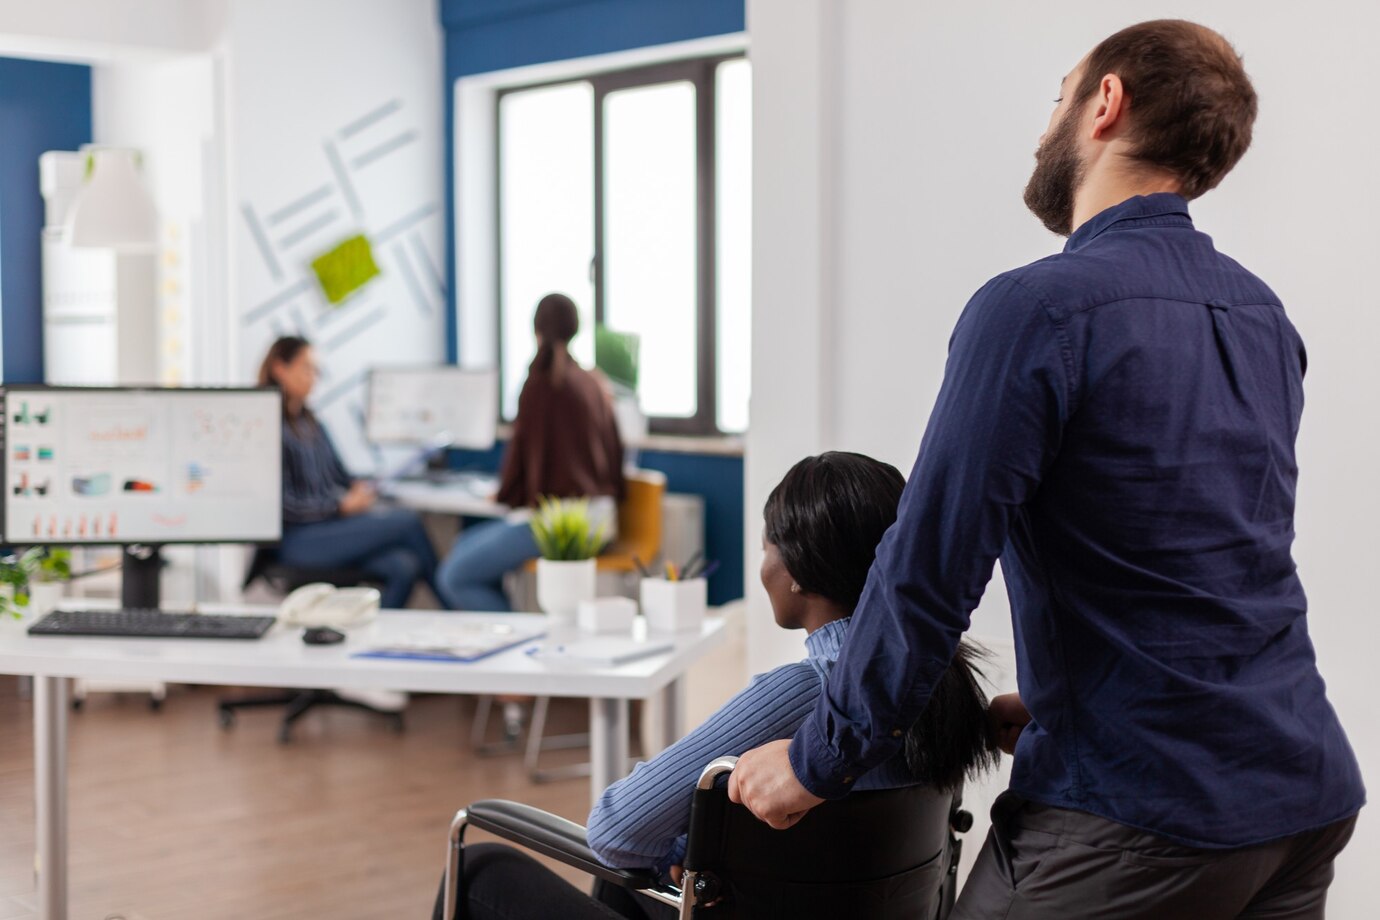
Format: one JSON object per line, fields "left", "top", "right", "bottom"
{"left": 0, "top": 548, "right": 72, "bottom": 619}
{"left": 530, "top": 497, "right": 606, "bottom": 561}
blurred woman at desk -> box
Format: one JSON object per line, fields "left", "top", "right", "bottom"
{"left": 261, "top": 335, "right": 441, "bottom": 609}
{"left": 436, "top": 294, "right": 624, "bottom": 611}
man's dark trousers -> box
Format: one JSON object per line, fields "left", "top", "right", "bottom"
{"left": 953, "top": 793, "right": 1357, "bottom": 919}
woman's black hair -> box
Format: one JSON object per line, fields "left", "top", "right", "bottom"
{"left": 903, "top": 642, "right": 1000, "bottom": 790}
{"left": 763, "top": 451, "right": 998, "bottom": 790}
{"left": 762, "top": 451, "right": 906, "bottom": 612}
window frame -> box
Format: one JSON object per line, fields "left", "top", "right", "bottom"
{"left": 494, "top": 52, "right": 746, "bottom": 437}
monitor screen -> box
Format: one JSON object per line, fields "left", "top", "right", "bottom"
{"left": 0, "top": 386, "right": 282, "bottom": 545}
{"left": 365, "top": 367, "right": 498, "bottom": 450}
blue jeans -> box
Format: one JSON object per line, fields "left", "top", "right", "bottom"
{"left": 435, "top": 519, "right": 538, "bottom": 612}
{"left": 279, "top": 508, "right": 439, "bottom": 609}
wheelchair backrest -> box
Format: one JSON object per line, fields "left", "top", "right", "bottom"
{"left": 684, "top": 780, "right": 958, "bottom": 919}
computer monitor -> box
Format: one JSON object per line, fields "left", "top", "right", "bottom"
{"left": 0, "top": 386, "right": 282, "bottom": 606}
{"left": 365, "top": 366, "right": 498, "bottom": 450}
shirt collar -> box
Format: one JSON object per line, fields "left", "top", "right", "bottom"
{"left": 1064, "top": 192, "right": 1191, "bottom": 253}
{"left": 805, "top": 617, "right": 851, "bottom": 661}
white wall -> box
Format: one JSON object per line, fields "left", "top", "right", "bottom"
{"left": 748, "top": 0, "right": 1379, "bottom": 911}
{"left": 223, "top": 0, "right": 447, "bottom": 471}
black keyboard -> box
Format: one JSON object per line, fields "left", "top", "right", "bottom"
{"left": 27, "top": 608, "right": 277, "bottom": 640}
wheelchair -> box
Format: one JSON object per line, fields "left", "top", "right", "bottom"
{"left": 443, "top": 755, "right": 974, "bottom": 919}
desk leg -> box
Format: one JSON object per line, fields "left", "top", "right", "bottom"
{"left": 34, "top": 676, "right": 69, "bottom": 920}
{"left": 588, "top": 697, "right": 629, "bottom": 804}
{"left": 656, "top": 678, "right": 686, "bottom": 753}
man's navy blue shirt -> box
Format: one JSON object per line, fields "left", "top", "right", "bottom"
{"left": 792, "top": 194, "right": 1365, "bottom": 847}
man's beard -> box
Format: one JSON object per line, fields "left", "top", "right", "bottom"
{"left": 1023, "top": 105, "right": 1085, "bottom": 236}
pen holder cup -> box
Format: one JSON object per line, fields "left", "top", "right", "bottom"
{"left": 640, "top": 577, "right": 707, "bottom": 633}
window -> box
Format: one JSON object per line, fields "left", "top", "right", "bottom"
{"left": 496, "top": 55, "right": 751, "bottom": 434}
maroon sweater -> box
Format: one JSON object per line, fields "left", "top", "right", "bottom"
{"left": 496, "top": 363, "right": 625, "bottom": 509}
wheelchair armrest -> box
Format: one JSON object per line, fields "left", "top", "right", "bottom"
{"left": 465, "top": 799, "right": 664, "bottom": 891}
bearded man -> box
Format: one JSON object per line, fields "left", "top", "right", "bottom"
{"left": 729, "top": 19, "right": 1364, "bottom": 919}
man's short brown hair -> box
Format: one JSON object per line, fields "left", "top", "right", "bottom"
{"left": 1072, "top": 20, "right": 1257, "bottom": 199}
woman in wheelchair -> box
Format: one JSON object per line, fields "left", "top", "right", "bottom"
{"left": 434, "top": 452, "right": 997, "bottom": 920}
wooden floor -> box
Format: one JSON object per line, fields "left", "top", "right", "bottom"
{"left": 0, "top": 612, "right": 745, "bottom": 920}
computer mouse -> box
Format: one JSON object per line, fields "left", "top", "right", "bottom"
{"left": 302, "top": 626, "right": 346, "bottom": 645}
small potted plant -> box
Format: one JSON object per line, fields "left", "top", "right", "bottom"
{"left": 531, "top": 498, "right": 605, "bottom": 627}
{"left": 0, "top": 547, "right": 72, "bottom": 621}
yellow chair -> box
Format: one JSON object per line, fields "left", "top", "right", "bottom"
{"left": 597, "top": 468, "right": 666, "bottom": 574}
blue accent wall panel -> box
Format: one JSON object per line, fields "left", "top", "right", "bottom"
{"left": 451, "top": 443, "right": 745, "bottom": 605}
{"left": 443, "top": 0, "right": 745, "bottom": 78}
{"left": 0, "top": 57, "right": 92, "bottom": 383}
{"left": 638, "top": 449, "right": 744, "bottom": 606}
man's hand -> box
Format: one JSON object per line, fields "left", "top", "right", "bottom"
{"left": 987, "top": 692, "right": 1032, "bottom": 755}
{"left": 726, "top": 739, "right": 825, "bottom": 830}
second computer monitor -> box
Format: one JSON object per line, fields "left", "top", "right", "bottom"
{"left": 366, "top": 366, "right": 498, "bottom": 450}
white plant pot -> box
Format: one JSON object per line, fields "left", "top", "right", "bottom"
{"left": 536, "top": 558, "right": 597, "bottom": 628}
{"left": 28, "top": 582, "right": 65, "bottom": 618}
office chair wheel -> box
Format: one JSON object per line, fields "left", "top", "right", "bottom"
{"left": 70, "top": 698, "right": 84, "bottom": 712}
{"left": 149, "top": 696, "right": 163, "bottom": 712}
{"left": 391, "top": 714, "right": 405, "bottom": 734}
{"left": 219, "top": 708, "right": 236, "bottom": 729}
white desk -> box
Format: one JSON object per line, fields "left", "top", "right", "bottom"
{"left": 384, "top": 476, "right": 509, "bottom": 518}
{"left": 0, "top": 604, "right": 725, "bottom": 920}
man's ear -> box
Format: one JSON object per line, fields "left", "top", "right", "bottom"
{"left": 1089, "top": 73, "right": 1126, "bottom": 141}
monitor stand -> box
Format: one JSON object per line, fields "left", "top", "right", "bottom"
{"left": 121, "top": 545, "right": 163, "bottom": 609}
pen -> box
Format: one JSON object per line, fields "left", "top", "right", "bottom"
{"left": 682, "top": 551, "right": 703, "bottom": 580}
{"left": 632, "top": 555, "right": 652, "bottom": 578}
{"left": 697, "top": 560, "right": 721, "bottom": 581}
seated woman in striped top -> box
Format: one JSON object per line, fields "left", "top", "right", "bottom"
{"left": 435, "top": 451, "right": 997, "bottom": 920}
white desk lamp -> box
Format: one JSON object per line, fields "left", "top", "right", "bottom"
{"left": 63, "top": 147, "right": 157, "bottom": 250}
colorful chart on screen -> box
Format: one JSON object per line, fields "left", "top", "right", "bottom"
{"left": 0, "top": 387, "right": 282, "bottom": 544}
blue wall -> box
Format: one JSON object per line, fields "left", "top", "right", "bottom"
{"left": 440, "top": 0, "right": 748, "bottom": 602}
{"left": 639, "top": 448, "right": 744, "bottom": 606}
{"left": 0, "top": 58, "right": 92, "bottom": 383}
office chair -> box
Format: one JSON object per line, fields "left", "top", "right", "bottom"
{"left": 217, "top": 547, "right": 405, "bottom": 743}
{"left": 442, "top": 756, "right": 972, "bottom": 920}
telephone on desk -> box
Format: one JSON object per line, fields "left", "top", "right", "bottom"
{"left": 278, "top": 583, "right": 381, "bottom": 630}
